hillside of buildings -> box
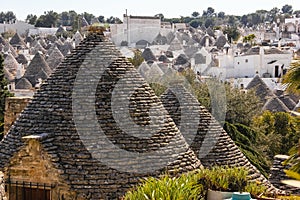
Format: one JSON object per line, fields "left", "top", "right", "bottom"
{"left": 0, "top": 4, "right": 299, "bottom": 199}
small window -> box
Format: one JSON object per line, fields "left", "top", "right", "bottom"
{"left": 237, "top": 62, "right": 240, "bottom": 65}
{"left": 245, "top": 59, "right": 248, "bottom": 63}
{"left": 9, "top": 187, "right": 50, "bottom": 200}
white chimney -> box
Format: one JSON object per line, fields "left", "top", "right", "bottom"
{"left": 16, "top": 64, "right": 24, "bottom": 79}
{"left": 191, "top": 58, "right": 195, "bottom": 68}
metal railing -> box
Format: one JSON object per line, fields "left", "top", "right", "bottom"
{"left": 5, "top": 177, "right": 55, "bottom": 200}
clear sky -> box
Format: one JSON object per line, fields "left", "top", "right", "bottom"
{"left": 1, "top": 0, "right": 300, "bottom": 21}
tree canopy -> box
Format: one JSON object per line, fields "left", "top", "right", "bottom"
{"left": 0, "top": 54, "right": 13, "bottom": 139}
{"left": 0, "top": 11, "right": 16, "bottom": 24}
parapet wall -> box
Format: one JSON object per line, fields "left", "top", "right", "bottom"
{"left": 4, "top": 97, "right": 31, "bottom": 135}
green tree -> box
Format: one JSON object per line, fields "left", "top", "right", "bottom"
{"left": 283, "top": 60, "right": 300, "bottom": 94}
{"left": 106, "top": 16, "right": 122, "bottom": 24}
{"left": 223, "top": 26, "right": 240, "bottom": 42}
{"left": 243, "top": 34, "right": 256, "bottom": 44}
{"left": 174, "top": 69, "right": 261, "bottom": 125}
{"left": 0, "top": 54, "right": 13, "bottom": 139}
{"left": 98, "top": 15, "right": 105, "bottom": 23}
{"left": 59, "top": 11, "right": 70, "bottom": 26}
{"left": 203, "top": 7, "right": 215, "bottom": 17}
{"left": 249, "top": 13, "right": 262, "bottom": 26}
{"left": 0, "top": 11, "right": 16, "bottom": 23}
{"left": 282, "top": 4, "right": 293, "bottom": 14}
{"left": 154, "top": 13, "right": 164, "bottom": 21}
{"left": 26, "top": 14, "right": 37, "bottom": 25}
{"left": 241, "top": 15, "right": 248, "bottom": 26}
{"left": 127, "top": 50, "right": 144, "bottom": 68}
{"left": 224, "top": 122, "right": 271, "bottom": 176}
{"left": 192, "top": 11, "right": 200, "bottom": 18}
{"left": 218, "top": 12, "right": 225, "bottom": 19}
{"left": 294, "top": 10, "right": 300, "bottom": 17}
{"left": 252, "top": 111, "right": 300, "bottom": 159}
{"left": 35, "top": 11, "right": 59, "bottom": 27}
{"left": 204, "top": 18, "right": 214, "bottom": 28}
{"left": 189, "top": 19, "right": 201, "bottom": 28}
{"left": 83, "top": 12, "right": 95, "bottom": 25}
{"left": 227, "top": 15, "right": 237, "bottom": 26}
{"left": 225, "top": 87, "right": 262, "bottom": 125}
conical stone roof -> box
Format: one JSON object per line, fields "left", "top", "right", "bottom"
{"left": 144, "top": 62, "right": 164, "bottom": 82}
{"left": 9, "top": 32, "right": 26, "bottom": 48}
{"left": 263, "top": 97, "right": 290, "bottom": 112}
{"left": 73, "top": 31, "right": 83, "bottom": 47}
{"left": 246, "top": 75, "right": 274, "bottom": 103}
{"left": 137, "top": 61, "right": 150, "bottom": 78}
{"left": 31, "top": 41, "right": 47, "bottom": 55}
{"left": 46, "top": 46, "right": 64, "bottom": 70}
{"left": 23, "top": 52, "right": 52, "bottom": 86}
{"left": 15, "top": 77, "right": 33, "bottom": 89}
{"left": 160, "top": 85, "right": 277, "bottom": 192}
{"left": 3, "top": 67, "right": 14, "bottom": 82}
{"left": 152, "top": 33, "right": 167, "bottom": 45}
{"left": 16, "top": 54, "right": 28, "bottom": 65}
{"left": 3, "top": 42, "right": 18, "bottom": 57}
{"left": 214, "top": 35, "right": 228, "bottom": 49}
{"left": 278, "top": 95, "right": 296, "bottom": 110}
{"left": 168, "top": 37, "right": 183, "bottom": 51}
{"left": 0, "top": 35, "right": 7, "bottom": 45}
{"left": 4, "top": 53, "right": 19, "bottom": 77}
{"left": 141, "top": 48, "right": 156, "bottom": 61}
{"left": 0, "top": 32, "right": 201, "bottom": 199}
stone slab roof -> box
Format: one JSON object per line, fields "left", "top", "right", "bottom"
{"left": 263, "top": 97, "right": 290, "bottom": 112}
{"left": 141, "top": 48, "right": 156, "bottom": 61}
{"left": 3, "top": 53, "right": 19, "bottom": 77}
{"left": 23, "top": 52, "right": 52, "bottom": 86}
{"left": 160, "top": 85, "right": 278, "bottom": 192}
{"left": 246, "top": 75, "right": 274, "bottom": 103}
{"left": 269, "top": 155, "right": 300, "bottom": 194}
{"left": 0, "top": 32, "right": 201, "bottom": 199}
{"left": 46, "top": 46, "right": 64, "bottom": 70}
{"left": 9, "top": 33, "right": 26, "bottom": 48}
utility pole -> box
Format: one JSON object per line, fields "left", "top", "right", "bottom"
{"left": 126, "top": 9, "right": 129, "bottom": 46}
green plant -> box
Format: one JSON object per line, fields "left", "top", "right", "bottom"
{"left": 283, "top": 140, "right": 300, "bottom": 180}
{"left": 244, "top": 181, "right": 266, "bottom": 198}
{"left": 123, "top": 167, "right": 269, "bottom": 200}
{"left": 0, "top": 53, "right": 14, "bottom": 138}
{"left": 123, "top": 171, "right": 203, "bottom": 200}
{"left": 198, "top": 166, "right": 249, "bottom": 193}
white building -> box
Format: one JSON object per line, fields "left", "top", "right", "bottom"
{"left": 0, "top": 21, "right": 34, "bottom": 35}
{"left": 28, "top": 27, "right": 59, "bottom": 36}
{"left": 202, "top": 46, "right": 292, "bottom": 80}
{"left": 110, "top": 15, "right": 161, "bottom": 46}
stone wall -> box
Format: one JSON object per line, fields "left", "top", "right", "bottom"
{"left": 0, "top": 172, "right": 6, "bottom": 200}
{"left": 269, "top": 155, "right": 300, "bottom": 194}
{"left": 4, "top": 97, "right": 31, "bottom": 135}
{"left": 4, "top": 137, "right": 76, "bottom": 199}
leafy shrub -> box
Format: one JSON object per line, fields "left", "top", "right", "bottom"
{"left": 123, "top": 166, "right": 267, "bottom": 200}
{"left": 123, "top": 171, "right": 203, "bottom": 200}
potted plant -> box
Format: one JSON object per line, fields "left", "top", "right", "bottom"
{"left": 198, "top": 166, "right": 266, "bottom": 200}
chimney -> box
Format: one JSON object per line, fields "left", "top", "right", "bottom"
{"left": 4, "top": 97, "right": 32, "bottom": 135}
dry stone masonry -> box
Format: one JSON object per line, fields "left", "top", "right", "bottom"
{"left": 160, "top": 85, "right": 278, "bottom": 192}
{"left": 0, "top": 32, "right": 201, "bottom": 199}
{"left": 4, "top": 97, "right": 32, "bottom": 135}
{"left": 269, "top": 155, "right": 300, "bottom": 194}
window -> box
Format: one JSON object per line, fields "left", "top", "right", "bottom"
{"left": 245, "top": 59, "right": 248, "bottom": 63}
{"left": 275, "top": 65, "right": 279, "bottom": 78}
{"left": 237, "top": 62, "right": 240, "bottom": 65}
{"left": 6, "top": 180, "right": 53, "bottom": 200}
{"left": 11, "top": 187, "right": 51, "bottom": 200}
